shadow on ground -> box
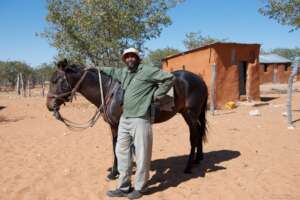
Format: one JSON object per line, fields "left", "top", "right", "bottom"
{"left": 260, "top": 96, "right": 279, "bottom": 102}
{"left": 0, "top": 106, "right": 6, "bottom": 111}
{"left": 292, "top": 118, "right": 300, "bottom": 124}
{"left": 0, "top": 115, "right": 25, "bottom": 123}
{"left": 146, "top": 149, "right": 241, "bottom": 195}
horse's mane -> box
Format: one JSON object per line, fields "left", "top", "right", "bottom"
{"left": 57, "top": 59, "right": 116, "bottom": 82}
{"left": 68, "top": 62, "right": 114, "bottom": 82}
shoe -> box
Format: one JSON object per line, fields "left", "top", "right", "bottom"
{"left": 106, "top": 189, "right": 128, "bottom": 197}
{"left": 127, "top": 190, "right": 143, "bottom": 199}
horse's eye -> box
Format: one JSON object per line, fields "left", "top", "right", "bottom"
{"left": 62, "top": 80, "right": 70, "bottom": 90}
{"left": 51, "top": 76, "right": 60, "bottom": 84}
{"left": 51, "top": 71, "right": 61, "bottom": 83}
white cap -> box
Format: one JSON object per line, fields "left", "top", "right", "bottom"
{"left": 122, "top": 48, "right": 141, "bottom": 62}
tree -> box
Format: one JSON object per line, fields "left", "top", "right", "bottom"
{"left": 34, "top": 63, "right": 56, "bottom": 84}
{"left": 259, "top": 0, "right": 300, "bottom": 31}
{"left": 271, "top": 47, "right": 300, "bottom": 60}
{"left": 183, "top": 31, "right": 227, "bottom": 50}
{"left": 147, "top": 47, "right": 180, "bottom": 68}
{"left": 0, "top": 61, "right": 34, "bottom": 88}
{"left": 0, "top": 61, "right": 56, "bottom": 89}
{"left": 42, "top": 0, "right": 183, "bottom": 67}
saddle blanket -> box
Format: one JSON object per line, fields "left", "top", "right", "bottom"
{"left": 159, "top": 87, "right": 175, "bottom": 111}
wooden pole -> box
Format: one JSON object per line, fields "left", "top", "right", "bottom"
{"left": 16, "top": 73, "right": 20, "bottom": 95}
{"left": 210, "top": 63, "right": 216, "bottom": 115}
{"left": 41, "top": 80, "right": 45, "bottom": 97}
{"left": 287, "top": 59, "right": 299, "bottom": 128}
{"left": 20, "top": 73, "right": 25, "bottom": 97}
{"left": 27, "top": 79, "right": 31, "bottom": 97}
{"left": 287, "top": 75, "right": 294, "bottom": 128}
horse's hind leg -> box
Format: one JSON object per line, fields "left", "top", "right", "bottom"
{"left": 194, "top": 132, "right": 203, "bottom": 164}
{"left": 195, "top": 99, "right": 207, "bottom": 164}
{"left": 194, "top": 122, "right": 204, "bottom": 164}
{"left": 182, "top": 110, "right": 199, "bottom": 173}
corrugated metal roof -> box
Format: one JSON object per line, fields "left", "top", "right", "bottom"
{"left": 259, "top": 54, "right": 291, "bottom": 64}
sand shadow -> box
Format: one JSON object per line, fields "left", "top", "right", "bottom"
{"left": 292, "top": 118, "right": 300, "bottom": 124}
{"left": 213, "top": 111, "right": 236, "bottom": 116}
{"left": 146, "top": 150, "right": 240, "bottom": 195}
{"left": 260, "top": 96, "right": 279, "bottom": 102}
{"left": 0, "top": 115, "right": 25, "bottom": 123}
{"left": 0, "top": 106, "right": 6, "bottom": 111}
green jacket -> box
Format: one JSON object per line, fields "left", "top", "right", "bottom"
{"left": 101, "top": 64, "right": 174, "bottom": 118}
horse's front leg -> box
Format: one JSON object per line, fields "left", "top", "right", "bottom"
{"left": 106, "top": 127, "right": 119, "bottom": 181}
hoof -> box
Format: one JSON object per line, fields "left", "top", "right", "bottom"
{"left": 105, "top": 172, "right": 119, "bottom": 181}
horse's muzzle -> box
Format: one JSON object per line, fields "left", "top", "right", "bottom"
{"left": 46, "top": 96, "right": 60, "bottom": 112}
{"left": 46, "top": 96, "right": 54, "bottom": 111}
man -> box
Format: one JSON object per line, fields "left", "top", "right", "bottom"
{"left": 101, "top": 48, "right": 174, "bottom": 199}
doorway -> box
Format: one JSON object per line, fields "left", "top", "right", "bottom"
{"left": 239, "top": 61, "right": 248, "bottom": 96}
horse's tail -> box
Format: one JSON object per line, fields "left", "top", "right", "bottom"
{"left": 199, "top": 91, "right": 208, "bottom": 143}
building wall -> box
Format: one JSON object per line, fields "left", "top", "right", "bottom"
{"left": 260, "top": 63, "right": 292, "bottom": 84}
{"left": 162, "top": 47, "right": 213, "bottom": 86}
{"left": 259, "top": 64, "right": 274, "bottom": 84}
{"left": 247, "top": 60, "right": 261, "bottom": 102}
{"left": 276, "top": 64, "right": 292, "bottom": 83}
{"left": 212, "top": 45, "right": 239, "bottom": 108}
{"left": 213, "top": 44, "right": 260, "bottom": 107}
{"left": 163, "top": 43, "right": 260, "bottom": 109}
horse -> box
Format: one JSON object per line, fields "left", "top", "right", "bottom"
{"left": 46, "top": 59, "right": 208, "bottom": 180}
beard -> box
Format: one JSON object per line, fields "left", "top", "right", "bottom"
{"left": 127, "top": 61, "right": 139, "bottom": 72}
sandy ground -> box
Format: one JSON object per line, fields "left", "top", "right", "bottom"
{"left": 1, "top": 84, "right": 300, "bottom": 200}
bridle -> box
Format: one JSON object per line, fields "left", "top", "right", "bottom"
{"left": 47, "top": 67, "right": 106, "bottom": 130}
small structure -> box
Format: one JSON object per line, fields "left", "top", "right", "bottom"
{"left": 162, "top": 42, "right": 261, "bottom": 109}
{"left": 259, "top": 54, "right": 299, "bottom": 84}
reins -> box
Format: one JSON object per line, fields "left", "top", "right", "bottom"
{"left": 49, "top": 67, "right": 106, "bottom": 130}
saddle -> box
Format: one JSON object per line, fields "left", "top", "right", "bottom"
{"left": 103, "top": 82, "right": 175, "bottom": 124}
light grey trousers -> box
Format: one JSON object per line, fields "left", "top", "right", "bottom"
{"left": 116, "top": 114, "right": 153, "bottom": 192}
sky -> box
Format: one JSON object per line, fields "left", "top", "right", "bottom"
{"left": 0, "top": 0, "right": 299, "bottom": 67}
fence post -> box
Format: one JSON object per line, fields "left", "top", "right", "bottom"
{"left": 287, "top": 59, "right": 299, "bottom": 129}
{"left": 16, "top": 73, "right": 20, "bottom": 95}
{"left": 20, "top": 73, "right": 25, "bottom": 97}
{"left": 27, "top": 79, "right": 31, "bottom": 97}
{"left": 41, "top": 81, "right": 45, "bottom": 97}
{"left": 210, "top": 63, "right": 216, "bottom": 115}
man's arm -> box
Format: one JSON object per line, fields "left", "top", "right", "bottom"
{"left": 101, "top": 67, "right": 125, "bottom": 82}
{"left": 149, "top": 68, "right": 174, "bottom": 99}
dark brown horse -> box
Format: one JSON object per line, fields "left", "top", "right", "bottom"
{"left": 46, "top": 59, "right": 208, "bottom": 180}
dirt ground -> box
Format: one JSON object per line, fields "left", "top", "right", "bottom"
{"left": 1, "top": 83, "right": 300, "bottom": 200}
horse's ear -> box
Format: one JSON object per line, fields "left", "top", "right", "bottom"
{"left": 57, "top": 59, "right": 69, "bottom": 71}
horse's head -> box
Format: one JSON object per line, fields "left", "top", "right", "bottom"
{"left": 46, "top": 59, "right": 82, "bottom": 112}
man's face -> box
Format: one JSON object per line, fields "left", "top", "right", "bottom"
{"left": 124, "top": 53, "right": 140, "bottom": 71}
